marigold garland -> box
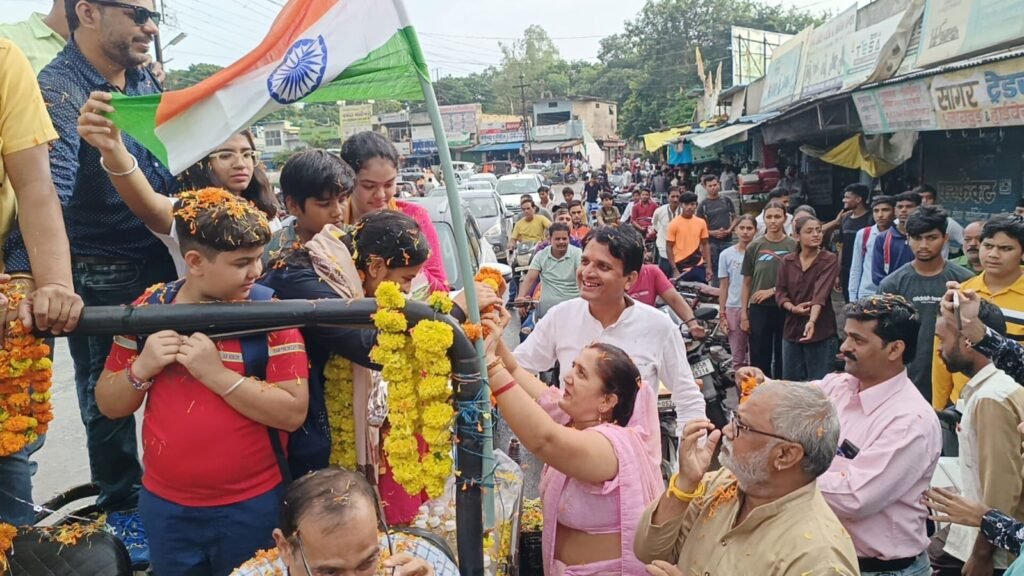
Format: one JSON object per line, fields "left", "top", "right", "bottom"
{"left": 473, "top": 268, "right": 508, "bottom": 339}
{"left": 0, "top": 522, "right": 15, "bottom": 571}
{"left": 324, "top": 355, "right": 357, "bottom": 470}
{"left": 0, "top": 287, "right": 53, "bottom": 459}
{"left": 369, "top": 284, "right": 456, "bottom": 499}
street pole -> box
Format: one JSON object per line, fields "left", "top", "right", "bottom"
{"left": 393, "top": 0, "right": 495, "bottom": 558}
{"left": 154, "top": 0, "right": 164, "bottom": 63}
{"left": 515, "top": 73, "right": 532, "bottom": 162}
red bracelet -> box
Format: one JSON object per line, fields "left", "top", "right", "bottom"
{"left": 492, "top": 380, "right": 517, "bottom": 399}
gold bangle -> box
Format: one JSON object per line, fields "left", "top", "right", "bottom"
{"left": 667, "top": 473, "right": 705, "bottom": 502}
{"left": 8, "top": 273, "right": 33, "bottom": 281}
{"left": 486, "top": 357, "right": 504, "bottom": 372}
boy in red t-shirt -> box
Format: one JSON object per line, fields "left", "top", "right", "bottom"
{"left": 96, "top": 189, "right": 309, "bottom": 576}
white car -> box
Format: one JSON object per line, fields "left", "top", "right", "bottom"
{"left": 469, "top": 173, "right": 498, "bottom": 189}
{"left": 496, "top": 173, "right": 545, "bottom": 215}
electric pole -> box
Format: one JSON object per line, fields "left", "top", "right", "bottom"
{"left": 514, "top": 72, "right": 532, "bottom": 162}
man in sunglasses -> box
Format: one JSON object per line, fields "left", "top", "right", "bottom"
{"left": 635, "top": 381, "right": 859, "bottom": 575}
{"left": 734, "top": 294, "right": 942, "bottom": 576}
{"left": 232, "top": 467, "right": 453, "bottom": 576}
{"left": 2, "top": 0, "right": 174, "bottom": 565}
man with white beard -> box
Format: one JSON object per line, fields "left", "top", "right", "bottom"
{"left": 738, "top": 295, "right": 942, "bottom": 576}
{"left": 633, "top": 381, "right": 859, "bottom": 576}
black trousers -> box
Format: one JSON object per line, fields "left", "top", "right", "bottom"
{"left": 748, "top": 303, "right": 785, "bottom": 379}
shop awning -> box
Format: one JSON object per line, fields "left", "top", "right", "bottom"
{"left": 465, "top": 142, "right": 524, "bottom": 153}
{"left": 530, "top": 139, "right": 581, "bottom": 153}
{"left": 642, "top": 127, "right": 691, "bottom": 152}
{"left": 689, "top": 122, "right": 761, "bottom": 149}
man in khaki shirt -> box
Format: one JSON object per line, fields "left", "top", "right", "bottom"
{"left": 934, "top": 299, "right": 1024, "bottom": 574}
{"left": 635, "top": 381, "right": 859, "bottom": 576}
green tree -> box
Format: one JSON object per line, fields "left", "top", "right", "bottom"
{"left": 164, "top": 63, "right": 223, "bottom": 90}
{"left": 600, "top": 0, "right": 825, "bottom": 137}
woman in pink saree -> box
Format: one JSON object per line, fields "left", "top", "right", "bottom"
{"left": 483, "top": 308, "right": 663, "bottom": 575}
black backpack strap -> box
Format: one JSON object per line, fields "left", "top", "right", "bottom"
{"left": 239, "top": 284, "right": 293, "bottom": 486}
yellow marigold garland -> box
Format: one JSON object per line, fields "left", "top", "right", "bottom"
{"left": 324, "top": 355, "right": 357, "bottom": 470}
{"left": 369, "top": 284, "right": 456, "bottom": 499}
{"left": 372, "top": 283, "right": 424, "bottom": 495}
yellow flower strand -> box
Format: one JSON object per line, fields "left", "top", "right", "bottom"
{"left": 368, "top": 284, "right": 457, "bottom": 499}
{"left": 324, "top": 355, "right": 357, "bottom": 470}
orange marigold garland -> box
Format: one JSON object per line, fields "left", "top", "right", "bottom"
{"left": 471, "top": 268, "right": 508, "bottom": 339}
{"left": 0, "top": 522, "right": 15, "bottom": 571}
{"left": 0, "top": 287, "right": 53, "bottom": 457}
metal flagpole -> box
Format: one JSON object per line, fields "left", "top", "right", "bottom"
{"left": 393, "top": 1, "right": 497, "bottom": 535}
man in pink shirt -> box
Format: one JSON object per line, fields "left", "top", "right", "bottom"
{"left": 627, "top": 263, "right": 705, "bottom": 339}
{"left": 739, "top": 294, "right": 942, "bottom": 576}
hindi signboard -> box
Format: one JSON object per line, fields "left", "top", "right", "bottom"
{"left": 854, "top": 78, "right": 938, "bottom": 134}
{"left": 340, "top": 103, "right": 374, "bottom": 140}
{"left": 917, "top": 0, "right": 1024, "bottom": 67}
{"left": 931, "top": 56, "right": 1024, "bottom": 129}
{"left": 439, "top": 103, "right": 480, "bottom": 136}
{"left": 800, "top": 6, "right": 858, "bottom": 98}
{"left": 760, "top": 27, "right": 813, "bottom": 112}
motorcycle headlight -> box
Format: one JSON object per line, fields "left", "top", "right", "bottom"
{"left": 484, "top": 223, "right": 501, "bottom": 241}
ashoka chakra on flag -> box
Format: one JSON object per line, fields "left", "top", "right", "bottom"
{"left": 268, "top": 36, "right": 329, "bottom": 104}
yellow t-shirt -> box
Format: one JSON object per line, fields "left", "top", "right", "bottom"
{"left": 932, "top": 271, "right": 1024, "bottom": 409}
{"left": 511, "top": 215, "right": 551, "bottom": 243}
{"left": 0, "top": 39, "right": 59, "bottom": 270}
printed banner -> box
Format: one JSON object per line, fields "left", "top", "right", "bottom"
{"left": 931, "top": 55, "right": 1024, "bottom": 129}
{"left": 917, "top": 0, "right": 1024, "bottom": 67}
{"left": 801, "top": 6, "right": 858, "bottom": 98}
{"left": 760, "top": 26, "right": 813, "bottom": 111}
{"left": 843, "top": 12, "right": 903, "bottom": 89}
{"left": 854, "top": 78, "right": 938, "bottom": 134}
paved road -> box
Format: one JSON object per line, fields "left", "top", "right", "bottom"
{"left": 33, "top": 340, "right": 103, "bottom": 504}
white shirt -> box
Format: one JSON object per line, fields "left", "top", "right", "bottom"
{"left": 653, "top": 203, "right": 683, "bottom": 254}
{"left": 850, "top": 224, "right": 883, "bottom": 300}
{"left": 943, "top": 215, "right": 965, "bottom": 259}
{"left": 755, "top": 210, "right": 794, "bottom": 237}
{"left": 514, "top": 297, "right": 705, "bottom": 453}
{"left": 946, "top": 363, "right": 1024, "bottom": 568}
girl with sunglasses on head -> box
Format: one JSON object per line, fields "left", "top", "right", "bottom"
{"left": 77, "top": 91, "right": 280, "bottom": 276}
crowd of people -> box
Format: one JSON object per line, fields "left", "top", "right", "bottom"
{"left": 3, "top": 2, "right": 1024, "bottom": 576}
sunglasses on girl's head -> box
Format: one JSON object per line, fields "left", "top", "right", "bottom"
{"left": 89, "top": 0, "right": 162, "bottom": 26}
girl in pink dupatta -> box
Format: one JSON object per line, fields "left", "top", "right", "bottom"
{"left": 482, "top": 308, "right": 663, "bottom": 576}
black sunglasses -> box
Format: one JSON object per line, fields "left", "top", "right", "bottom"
{"left": 89, "top": 0, "right": 162, "bottom": 26}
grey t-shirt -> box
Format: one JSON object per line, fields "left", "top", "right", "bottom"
{"left": 530, "top": 245, "right": 582, "bottom": 318}
{"left": 878, "top": 261, "right": 975, "bottom": 401}
{"left": 697, "top": 196, "right": 735, "bottom": 232}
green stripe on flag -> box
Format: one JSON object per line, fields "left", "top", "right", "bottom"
{"left": 302, "top": 26, "right": 428, "bottom": 103}
{"left": 107, "top": 93, "right": 171, "bottom": 168}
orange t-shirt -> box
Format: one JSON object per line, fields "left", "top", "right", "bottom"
{"left": 666, "top": 215, "right": 709, "bottom": 264}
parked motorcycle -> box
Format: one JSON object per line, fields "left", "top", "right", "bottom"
{"left": 657, "top": 304, "right": 734, "bottom": 482}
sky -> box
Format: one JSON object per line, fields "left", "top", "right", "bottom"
{"left": 3, "top": 0, "right": 855, "bottom": 77}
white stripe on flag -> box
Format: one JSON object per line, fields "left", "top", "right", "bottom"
{"left": 157, "top": 0, "right": 405, "bottom": 173}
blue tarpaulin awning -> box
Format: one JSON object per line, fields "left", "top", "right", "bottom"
{"left": 465, "top": 142, "right": 524, "bottom": 153}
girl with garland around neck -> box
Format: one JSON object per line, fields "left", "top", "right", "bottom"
{"left": 259, "top": 210, "right": 500, "bottom": 524}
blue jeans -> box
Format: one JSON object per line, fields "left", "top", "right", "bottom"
{"left": 69, "top": 259, "right": 174, "bottom": 512}
{"left": 140, "top": 485, "right": 283, "bottom": 576}
{"left": 0, "top": 435, "right": 44, "bottom": 525}
{"left": 861, "top": 552, "right": 932, "bottom": 576}
{"left": 782, "top": 336, "right": 838, "bottom": 381}
{"left": 586, "top": 201, "right": 600, "bottom": 218}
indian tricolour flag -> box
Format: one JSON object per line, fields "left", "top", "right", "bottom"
{"left": 110, "top": 0, "right": 428, "bottom": 174}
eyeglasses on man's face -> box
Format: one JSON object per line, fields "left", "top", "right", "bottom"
{"left": 727, "top": 409, "right": 795, "bottom": 443}
{"left": 89, "top": 0, "right": 162, "bottom": 26}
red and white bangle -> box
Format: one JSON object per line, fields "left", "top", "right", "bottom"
{"left": 126, "top": 357, "right": 154, "bottom": 392}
